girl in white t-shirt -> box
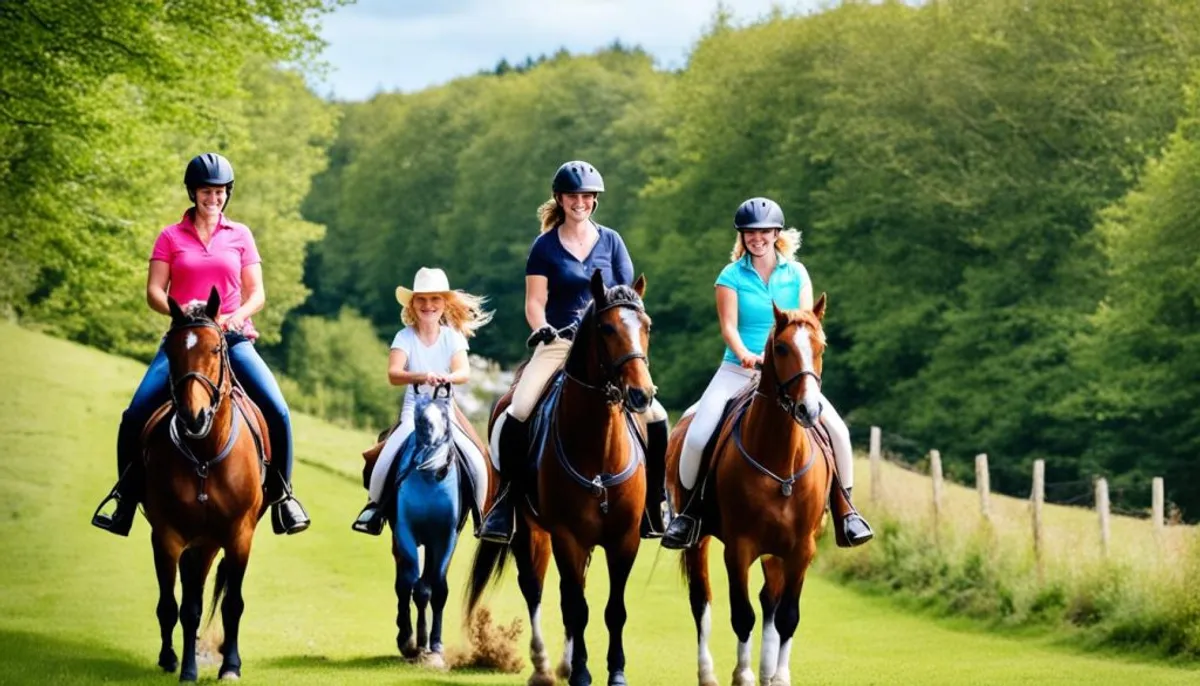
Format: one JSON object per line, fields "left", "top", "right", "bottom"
{"left": 352, "top": 267, "right": 494, "bottom": 535}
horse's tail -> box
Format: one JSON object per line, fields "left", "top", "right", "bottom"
{"left": 205, "top": 555, "right": 229, "bottom": 629}
{"left": 465, "top": 539, "right": 510, "bottom": 620}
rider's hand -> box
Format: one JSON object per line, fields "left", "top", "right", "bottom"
{"left": 526, "top": 325, "right": 556, "bottom": 349}
{"left": 218, "top": 311, "right": 247, "bottom": 333}
{"left": 739, "top": 352, "right": 763, "bottom": 370}
{"left": 424, "top": 372, "right": 448, "bottom": 386}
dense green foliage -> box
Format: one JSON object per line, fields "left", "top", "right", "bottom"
{"left": 1, "top": 0, "right": 339, "bottom": 357}
{"left": 298, "top": 0, "right": 1200, "bottom": 518}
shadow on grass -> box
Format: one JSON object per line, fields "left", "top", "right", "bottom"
{"left": 0, "top": 629, "right": 150, "bottom": 683}
{"left": 264, "top": 654, "right": 507, "bottom": 684}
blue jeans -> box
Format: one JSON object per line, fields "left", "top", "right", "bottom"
{"left": 116, "top": 334, "right": 294, "bottom": 483}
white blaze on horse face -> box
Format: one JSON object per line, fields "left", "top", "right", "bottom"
{"left": 185, "top": 331, "right": 198, "bottom": 350}
{"left": 789, "top": 326, "right": 822, "bottom": 418}
{"left": 616, "top": 308, "right": 647, "bottom": 357}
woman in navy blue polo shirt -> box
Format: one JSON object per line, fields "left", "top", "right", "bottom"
{"left": 661, "top": 197, "right": 873, "bottom": 550}
{"left": 478, "top": 160, "right": 670, "bottom": 544}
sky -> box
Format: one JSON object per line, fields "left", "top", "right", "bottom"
{"left": 314, "top": 0, "right": 830, "bottom": 101}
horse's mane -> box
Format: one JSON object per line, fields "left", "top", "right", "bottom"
{"left": 601, "top": 284, "right": 644, "bottom": 311}
{"left": 177, "top": 300, "right": 216, "bottom": 325}
{"left": 565, "top": 284, "right": 646, "bottom": 378}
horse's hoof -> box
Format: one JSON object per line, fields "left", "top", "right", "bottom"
{"left": 528, "top": 671, "right": 556, "bottom": 686}
{"left": 158, "top": 649, "right": 178, "bottom": 673}
{"left": 769, "top": 674, "right": 791, "bottom": 686}
{"left": 179, "top": 670, "right": 198, "bottom": 683}
{"left": 556, "top": 659, "right": 572, "bottom": 680}
{"left": 731, "top": 667, "right": 756, "bottom": 686}
{"left": 569, "top": 669, "right": 593, "bottom": 686}
{"left": 700, "top": 675, "right": 720, "bottom": 686}
{"left": 219, "top": 670, "right": 241, "bottom": 681}
{"left": 399, "top": 635, "right": 419, "bottom": 660}
{"left": 608, "top": 670, "right": 628, "bottom": 686}
{"left": 419, "top": 650, "right": 447, "bottom": 671}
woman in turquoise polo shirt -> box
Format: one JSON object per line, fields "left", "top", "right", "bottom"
{"left": 662, "top": 197, "right": 873, "bottom": 549}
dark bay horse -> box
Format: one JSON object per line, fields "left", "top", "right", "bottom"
{"left": 468, "top": 272, "right": 655, "bottom": 686}
{"left": 666, "top": 297, "right": 835, "bottom": 686}
{"left": 144, "top": 290, "right": 270, "bottom": 681}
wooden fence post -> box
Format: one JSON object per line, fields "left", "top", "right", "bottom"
{"left": 1152, "top": 477, "right": 1164, "bottom": 532}
{"left": 1032, "top": 459, "right": 1045, "bottom": 584}
{"left": 930, "top": 449, "right": 943, "bottom": 546}
{"left": 1096, "top": 477, "right": 1111, "bottom": 557}
{"left": 870, "top": 426, "right": 882, "bottom": 503}
{"left": 976, "top": 453, "right": 990, "bottom": 520}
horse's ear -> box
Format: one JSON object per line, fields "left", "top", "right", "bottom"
{"left": 632, "top": 274, "right": 647, "bottom": 298}
{"left": 205, "top": 286, "right": 221, "bottom": 321}
{"left": 773, "top": 301, "right": 788, "bottom": 331}
{"left": 168, "top": 296, "right": 184, "bottom": 322}
{"left": 589, "top": 269, "right": 606, "bottom": 306}
{"left": 812, "top": 292, "right": 827, "bottom": 321}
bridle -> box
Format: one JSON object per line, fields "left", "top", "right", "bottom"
{"left": 167, "top": 319, "right": 230, "bottom": 440}
{"left": 564, "top": 299, "right": 652, "bottom": 411}
{"left": 754, "top": 324, "right": 823, "bottom": 427}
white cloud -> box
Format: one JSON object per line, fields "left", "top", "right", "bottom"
{"left": 315, "top": 0, "right": 827, "bottom": 100}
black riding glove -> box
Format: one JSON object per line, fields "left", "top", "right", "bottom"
{"left": 526, "top": 325, "right": 557, "bottom": 349}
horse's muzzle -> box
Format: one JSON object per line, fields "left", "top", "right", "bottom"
{"left": 179, "top": 407, "right": 214, "bottom": 439}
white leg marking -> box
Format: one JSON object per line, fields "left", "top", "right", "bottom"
{"left": 759, "top": 617, "right": 780, "bottom": 684}
{"left": 732, "top": 637, "right": 755, "bottom": 686}
{"left": 529, "top": 605, "right": 550, "bottom": 675}
{"left": 771, "top": 638, "right": 793, "bottom": 686}
{"left": 698, "top": 603, "right": 717, "bottom": 685}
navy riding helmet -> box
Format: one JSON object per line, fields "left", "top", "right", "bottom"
{"left": 734, "top": 197, "right": 785, "bottom": 230}
{"left": 184, "top": 153, "right": 235, "bottom": 205}
{"left": 552, "top": 160, "right": 605, "bottom": 194}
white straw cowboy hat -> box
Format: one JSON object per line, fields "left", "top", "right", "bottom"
{"left": 395, "top": 267, "right": 452, "bottom": 308}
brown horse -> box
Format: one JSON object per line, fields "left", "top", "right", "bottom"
{"left": 144, "top": 290, "right": 270, "bottom": 682}
{"left": 468, "top": 272, "right": 655, "bottom": 686}
{"left": 666, "top": 297, "right": 836, "bottom": 686}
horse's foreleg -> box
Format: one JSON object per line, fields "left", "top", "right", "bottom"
{"left": 514, "top": 522, "right": 554, "bottom": 686}
{"left": 685, "top": 538, "right": 718, "bottom": 686}
{"left": 602, "top": 536, "right": 637, "bottom": 686}
{"left": 178, "top": 545, "right": 218, "bottom": 682}
{"left": 769, "top": 539, "right": 817, "bottom": 686}
{"left": 725, "top": 538, "right": 757, "bottom": 686}
{"left": 151, "top": 533, "right": 181, "bottom": 674}
{"left": 553, "top": 533, "right": 593, "bottom": 686}
{"left": 218, "top": 525, "right": 254, "bottom": 680}
{"left": 393, "top": 528, "right": 420, "bottom": 659}
{"left": 758, "top": 557, "right": 784, "bottom": 685}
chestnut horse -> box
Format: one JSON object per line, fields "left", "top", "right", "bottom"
{"left": 144, "top": 291, "right": 270, "bottom": 682}
{"left": 666, "top": 297, "right": 835, "bottom": 686}
{"left": 468, "top": 273, "right": 655, "bottom": 686}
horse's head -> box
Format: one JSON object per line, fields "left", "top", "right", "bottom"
{"left": 570, "top": 270, "right": 656, "bottom": 413}
{"left": 411, "top": 382, "right": 454, "bottom": 475}
{"left": 762, "top": 294, "right": 827, "bottom": 428}
{"left": 164, "top": 287, "right": 229, "bottom": 439}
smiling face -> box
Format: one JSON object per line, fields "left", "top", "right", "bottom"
{"left": 558, "top": 192, "right": 597, "bottom": 223}
{"left": 410, "top": 293, "right": 446, "bottom": 326}
{"left": 740, "top": 227, "right": 779, "bottom": 258}
{"left": 193, "top": 185, "right": 227, "bottom": 220}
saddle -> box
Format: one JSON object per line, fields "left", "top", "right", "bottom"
{"left": 141, "top": 385, "right": 271, "bottom": 481}
{"left": 688, "top": 384, "right": 836, "bottom": 540}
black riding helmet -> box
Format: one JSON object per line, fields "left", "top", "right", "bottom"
{"left": 552, "top": 160, "right": 605, "bottom": 194}
{"left": 734, "top": 197, "right": 785, "bottom": 230}
{"left": 184, "top": 153, "right": 235, "bottom": 206}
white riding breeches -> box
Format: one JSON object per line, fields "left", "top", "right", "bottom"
{"left": 368, "top": 406, "right": 489, "bottom": 514}
{"left": 678, "top": 362, "right": 855, "bottom": 490}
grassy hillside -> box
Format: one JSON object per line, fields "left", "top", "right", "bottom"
{"left": 0, "top": 320, "right": 1196, "bottom": 684}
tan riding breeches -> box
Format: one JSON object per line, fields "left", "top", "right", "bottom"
{"left": 507, "top": 337, "right": 667, "bottom": 423}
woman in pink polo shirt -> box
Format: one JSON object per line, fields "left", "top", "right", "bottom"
{"left": 91, "top": 153, "right": 310, "bottom": 536}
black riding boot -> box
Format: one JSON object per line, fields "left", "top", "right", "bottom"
{"left": 268, "top": 469, "right": 311, "bottom": 536}
{"left": 836, "top": 486, "right": 874, "bottom": 547}
{"left": 351, "top": 444, "right": 407, "bottom": 536}
{"left": 640, "top": 418, "right": 669, "bottom": 539}
{"left": 477, "top": 415, "right": 528, "bottom": 544}
{"left": 91, "top": 463, "right": 142, "bottom": 537}
{"left": 661, "top": 486, "right": 703, "bottom": 550}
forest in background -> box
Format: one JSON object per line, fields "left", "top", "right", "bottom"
{"left": 4, "top": 0, "right": 1199, "bottom": 520}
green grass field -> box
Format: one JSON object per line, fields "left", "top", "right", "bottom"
{"left": 1, "top": 320, "right": 1196, "bottom": 685}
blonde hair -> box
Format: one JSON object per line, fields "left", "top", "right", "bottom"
{"left": 537, "top": 194, "right": 599, "bottom": 234}
{"left": 401, "top": 290, "right": 494, "bottom": 338}
{"left": 730, "top": 227, "right": 802, "bottom": 262}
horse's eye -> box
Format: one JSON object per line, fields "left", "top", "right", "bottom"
{"left": 599, "top": 323, "right": 616, "bottom": 336}
{"left": 212, "top": 344, "right": 222, "bottom": 355}
{"left": 774, "top": 343, "right": 789, "bottom": 357}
